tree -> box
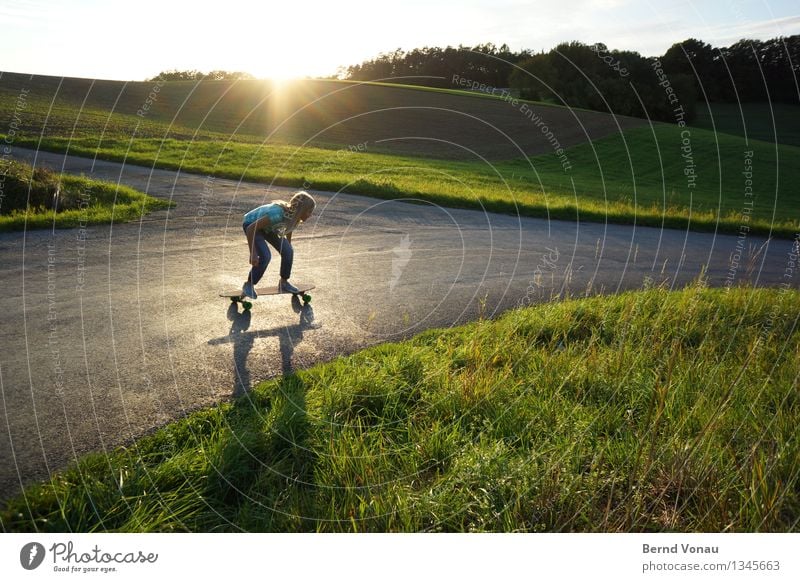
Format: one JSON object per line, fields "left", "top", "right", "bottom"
{"left": 148, "top": 70, "right": 255, "bottom": 82}
{"left": 341, "top": 34, "right": 799, "bottom": 112}
{"left": 720, "top": 39, "right": 767, "bottom": 101}
{"left": 661, "top": 38, "right": 720, "bottom": 101}
{"left": 343, "top": 44, "right": 531, "bottom": 89}
{"left": 510, "top": 41, "right": 695, "bottom": 122}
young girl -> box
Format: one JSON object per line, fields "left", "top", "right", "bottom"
{"left": 241, "top": 191, "right": 316, "bottom": 299}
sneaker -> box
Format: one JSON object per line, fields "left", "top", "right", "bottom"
{"left": 278, "top": 279, "right": 300, "bottom": 294}
{"left": 242, "top": 281, "right": 258, "bottom": 299}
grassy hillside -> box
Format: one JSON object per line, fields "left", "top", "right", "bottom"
{"left": 0, "top": 72, "right": 642, "bottom": 160}
{"left": 514, "top": 123, "right": 800, "bottom": 236}
{"left": 2, "top": 73, "right": 797, "bottom": 237}
{"left": 2, "top": 283, "right": 798, "bottom": 532}
{"left": 692, "top": 102, "right": 800, "bottom": 148}
{"left": 7, "top": 122, "right": 798, "bottom": 237}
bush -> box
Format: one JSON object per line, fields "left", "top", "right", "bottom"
{"left": 0, "top": 160, "right": 88, "bottom": 214}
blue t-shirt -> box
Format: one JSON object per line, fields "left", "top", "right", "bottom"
{"left": 243, "top": 203, "right": 286, "bottom": 233}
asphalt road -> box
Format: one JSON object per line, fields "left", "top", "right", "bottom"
{"left": 1, "top": 147, "right": 797, "bottom": 500}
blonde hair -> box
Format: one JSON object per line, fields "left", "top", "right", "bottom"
{"left": 279, "top": 191, "right": 316, "bottom": 232}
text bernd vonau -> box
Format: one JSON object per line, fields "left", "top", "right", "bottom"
{"left": 643, "top": 543, "right": 719, "bottom": 554}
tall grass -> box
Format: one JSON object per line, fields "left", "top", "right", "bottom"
{"left": 3, "top": 282, "right": 798, "bottom": 532}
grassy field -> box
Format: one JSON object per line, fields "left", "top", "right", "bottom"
{"left": 693, "top": 102, "right": 800, "bottom": 148}
{"left": 0, "top": 159, "right": 172, "bottom": 231}
{"left": 6, "top": 122, "right": 799, "bottom": 238}
{"left": 1, "top": 74, "right": 798, "bottom": 237}
{"left": 0, "top": 73, "right": 640, "bottom": 160}
{"left": 2, "top": 283, "right": 798, "bottom": 532}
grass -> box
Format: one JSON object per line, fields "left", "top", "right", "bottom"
{"left": 0, "top": 159, "right": 173, "bottom": 231}
{"left": 2, "top": 282, "right": 798, "bottom": 532}
{"left": 0, "top": 74, "right": 605, "bottom": 160}
{"left": 314, "top": 77, "right": 523, "bottom": 103}
{"left": 692, "top": 102, "right": 800, "bottom": 148}
{"left": 6, "top": 121, "right": 799, "bottom": 238}
{"left": 2, "top": 76, "right": 798, "bottom": 236}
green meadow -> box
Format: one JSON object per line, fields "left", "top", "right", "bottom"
{"left": 2, "top": 283, "right": 798, "bottom": 532}
{"left": 5, "top": 123, "right": 799, "bottom": 238}
{"left": 693, "top": 102, "right": 800, "bottom": 148}
{"left": 0, "top": 159, "right": 172, "bottom": 231}
{"left": 2, "top": 76, "right": 798, "bottom": 237}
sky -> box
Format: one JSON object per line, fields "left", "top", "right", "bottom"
{"left": 1, "top": 0, "right": 799, "bottom": 81}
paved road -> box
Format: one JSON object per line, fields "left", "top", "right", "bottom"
{"left": 1, "top": 147, "right": 797, "bottom": 500}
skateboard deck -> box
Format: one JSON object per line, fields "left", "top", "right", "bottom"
{"left": 220, "top": 283, "right": 315, "bottom": 310}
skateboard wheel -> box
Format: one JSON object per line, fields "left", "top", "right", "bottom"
{"left": 302, "top": 293, "right": 312, "bottom": 304}
{"left": 242, "top": 301, "right": 252, "bottom": 310}
{"left": 230, "top": 296, "right": 238, "bottom": 303}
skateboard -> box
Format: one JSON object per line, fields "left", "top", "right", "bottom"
{"left": 220, "top": 283, "right": 315, "bottom": 310}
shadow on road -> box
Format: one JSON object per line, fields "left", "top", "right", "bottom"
{"left": 208, "top": 296, "right": 321, "bottom": 397}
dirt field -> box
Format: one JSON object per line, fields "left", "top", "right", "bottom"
{"left": 0, "top": 73, "right": 646, "bottom": 160}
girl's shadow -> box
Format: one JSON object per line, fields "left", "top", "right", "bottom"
{"left": 208, "top": 296, "right": 321, "bottom": 397}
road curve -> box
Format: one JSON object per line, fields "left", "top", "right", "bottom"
{"left": 1, "top": 147, "right": 797, "bottom": 500}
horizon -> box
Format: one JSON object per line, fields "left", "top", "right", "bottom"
{"left": 1, "top": 0, "right": 799, "bottom": 82}
{"left": 2, "top": 29, "right": 798, "bottom": 85}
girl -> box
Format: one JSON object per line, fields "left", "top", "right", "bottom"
{"left": 241, "top": 191, "right": 316, "bottom": 299}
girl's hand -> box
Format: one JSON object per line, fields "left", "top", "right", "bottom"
{"left": 250, "top": 255, "right": 260, "bottom": 267}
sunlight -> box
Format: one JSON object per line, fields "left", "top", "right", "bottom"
{"left": 257, "top": 63, "right": 306, "bottom": 82}
{"left": 213, "top": 32, "right": 331, "bottom": 81}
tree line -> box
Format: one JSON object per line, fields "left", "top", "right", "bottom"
{"left": 147, "top": 70, "right": 255, "bottom": 81}
{"left": 343, "top": 36, "right": 800, "bottom": 123}
{"left": 343, "top": 43, "right": 529, "bottom": 89}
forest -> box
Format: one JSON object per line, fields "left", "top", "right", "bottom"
{"left": 343, "top": 37, "right": 800, "bottom": 122}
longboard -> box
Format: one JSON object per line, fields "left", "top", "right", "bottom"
{"left": 220, "top": 283, "right": 315, "bottom": 310}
